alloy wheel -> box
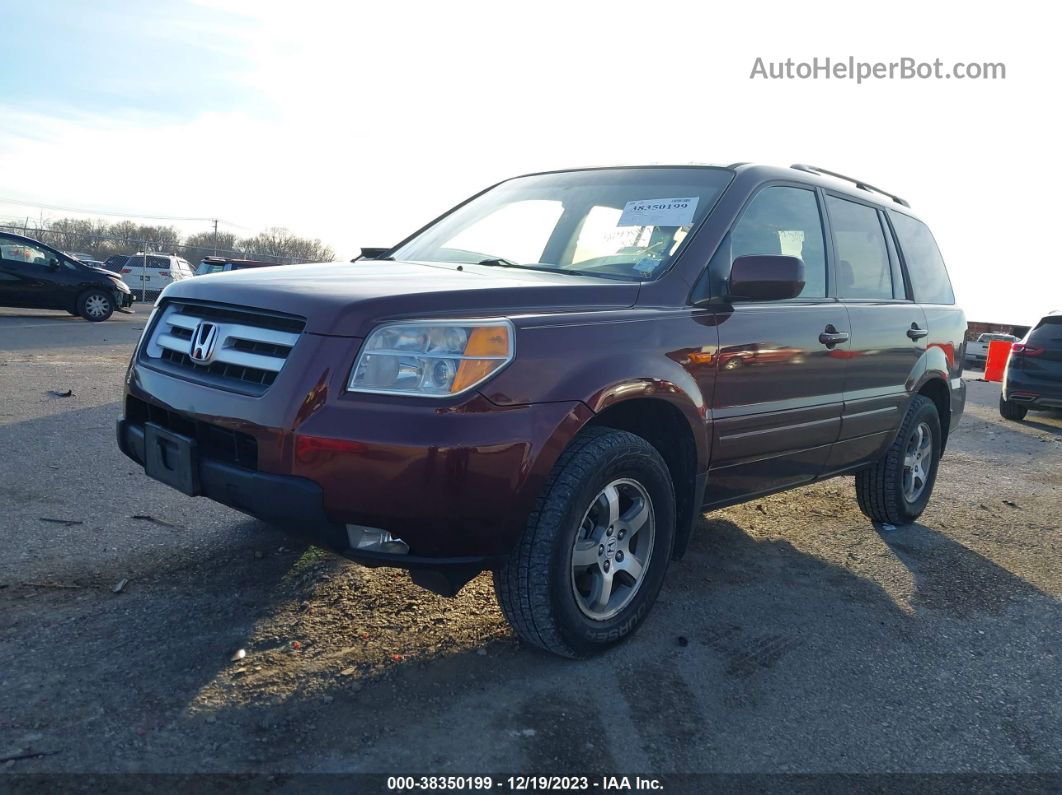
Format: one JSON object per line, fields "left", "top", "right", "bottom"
{"left": 570, "top": 478, "right": 656, "bottom": 620}
{"left": 902, "top": 421, "right": 933, "bottom": 503}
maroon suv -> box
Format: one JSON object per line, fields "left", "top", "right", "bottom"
{"left": 118, "top": 164, "right": 965, "bottom": 657}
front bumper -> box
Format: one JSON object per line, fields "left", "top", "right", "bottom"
{"left": 124, "top": 327, "right": 590, "bottom": 560}
{"left": 116, "top": 418, "right": 501, "bottom": 595}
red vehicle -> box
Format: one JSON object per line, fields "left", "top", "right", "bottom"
{"left": 118, "top": 164, "right": 965, "bottom": 657}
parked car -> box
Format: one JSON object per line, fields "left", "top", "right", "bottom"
{"left": 117, "top": 163, "right": 965, "bottom": 657}
{"left": 194, "top": 256, "right": 282, "bottom": 276}
{"left": 0, "top": 231, "right": 133, "bottom": 320}
{"left": 118, "top": 253, "right": 195, "bottom": 293}
{"left": 66, "top": 251, "right": 106, "bottom": 269}
{"left": 964, "top": 332, "right": 1019, "bottom": 368}
{"left": 103, "top": 254, "right": 130, "bottom": 273}
{"left": 1000, "top": 312, "right": 1062, "bottom": 420}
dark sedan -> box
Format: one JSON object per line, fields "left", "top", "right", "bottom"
{"left": 0, "top": 232, "right": 133, "bottom": 321}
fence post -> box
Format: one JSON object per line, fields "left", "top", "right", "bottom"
{"left": 140, "top": 245, "right": 148, "bottom": 303}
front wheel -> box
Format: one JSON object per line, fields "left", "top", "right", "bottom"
{"left": 77, "top": 289, "right": 115, "bottom": 322}
{"left": 493, "top": 427, "right": 675, "bottom": 658}
{"left": 856, "top": 395, "right": 941, "bottom": 525}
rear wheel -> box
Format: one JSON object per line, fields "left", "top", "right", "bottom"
{"left": 856, "top": 395, "right": 941, "bottom": 525}
{"left": 493, "top": 427, "right": 675, "bottom": 658}
{"left": 77, "top": 290, "right": 114, "bottom": 322}
{"left": 999, "top": 395, "right": 1028, "bottom": 421}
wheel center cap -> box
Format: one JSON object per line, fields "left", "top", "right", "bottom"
{"left": 604, "top": 538, "right": 618, "bottom": 560}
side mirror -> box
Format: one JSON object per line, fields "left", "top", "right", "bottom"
{"left": 47, "top": 257, "right": 61, "bottom": 271}
{"left": 728, "top": 255, "right": 805, "bottom": 301}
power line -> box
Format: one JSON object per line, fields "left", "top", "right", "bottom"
{"left": 0, "top": 195, "right": 250, "bottom": 229}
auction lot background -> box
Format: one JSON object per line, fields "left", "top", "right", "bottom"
{"left": 1, "top": 0, "right": 1060, "bottom": 787}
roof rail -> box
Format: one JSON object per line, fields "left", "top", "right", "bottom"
{"left": 790, "top": 164, "right": 911, "bottom": 208}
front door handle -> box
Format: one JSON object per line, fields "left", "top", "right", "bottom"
{"left": 819, "top": 325, "right": 850, "bottom": 347}
{"left": 907, "top": 324, "right": 929, "bottom": 340}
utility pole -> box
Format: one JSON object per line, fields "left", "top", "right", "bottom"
{"left": 212, "top": 219, "right": 219, "bottom": 255}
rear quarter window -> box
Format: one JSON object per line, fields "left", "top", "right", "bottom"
{"left": 889, "top": 212, "right": 955, "bottom": 304}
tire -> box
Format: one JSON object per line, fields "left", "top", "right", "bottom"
{"left": 999, "top": 395, "right": 1028, "bottom": 422}
{"left": 856, "top": 395, "right": 941, "bottom": 525}
{"left": 77, "top": 289, "right": 115, "bottom": 322}
{"left": 493, "top": 426, "right": 676, "bottom": 658}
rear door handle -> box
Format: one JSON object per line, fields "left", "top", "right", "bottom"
{"left": 907, "top": 325, "right": 929, "bottom": 340}
{"left": 819, "top": 325, "right": 850, "bottom": 346}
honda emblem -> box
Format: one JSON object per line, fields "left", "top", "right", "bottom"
{"left": 189, "top": 321, "right": 220, "bottom": 364}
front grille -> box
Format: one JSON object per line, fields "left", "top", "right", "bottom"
{"left": 159, "top": 348, "right": 279, "bottom": 387}
{"left": 126, "top": 396, "right": 259, "bottom": 470}
{"left": 141, "top": 300, "right": 304, "bottom": 395}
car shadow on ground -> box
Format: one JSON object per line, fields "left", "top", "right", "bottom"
{"left": 9, "top": 504, "right": 1055, "bottom": 774}
{"left": 1015, "top": 412, "right": 1062, "bottom": 436}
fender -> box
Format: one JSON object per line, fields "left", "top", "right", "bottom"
{"left": 485, "top": 348, "right": 711, "bottom": 472}
{"left": 893, "top": 344, "right": 955, "bottom": 452}
{"left": 482, "top": 313, "right": 715, "bottom": 472}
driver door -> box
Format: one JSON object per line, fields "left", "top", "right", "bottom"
{"left": 0, "top": 236, "right": 59, "bottom": 307}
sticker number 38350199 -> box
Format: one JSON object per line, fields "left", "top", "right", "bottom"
{"left": 618, "top": 197, "right": 699, "bottom": 228}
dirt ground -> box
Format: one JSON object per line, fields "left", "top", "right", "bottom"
{"left": 1, "top": 307, "right": 1059, "bottom": 780}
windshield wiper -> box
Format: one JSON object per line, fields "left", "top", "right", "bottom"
{"left": 474, "top": 258, "right": 637, "bottom": 281}
{"left": 477, "top": 257, "right": 520, "bottom": 267}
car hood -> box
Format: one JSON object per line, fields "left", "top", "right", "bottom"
{"left": 89, "top": 267, "right": 130, "bottom": 290}
{"left": 159, "top": 260, "right": 641, "bottom": 336}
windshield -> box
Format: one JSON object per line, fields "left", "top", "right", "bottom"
{"left": 392, "top": 167, "right": 733, "bottom": 280}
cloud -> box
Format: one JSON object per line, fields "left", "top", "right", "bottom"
{"left": 1, "top": 0, "right": 1059, "bottom": 322}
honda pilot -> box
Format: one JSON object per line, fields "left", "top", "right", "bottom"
{"left": 118, "top": 163, "right": 966, "bottom": 657}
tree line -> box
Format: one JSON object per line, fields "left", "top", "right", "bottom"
{"left": 3, "top": 217, "right": 336, "bottom": 265}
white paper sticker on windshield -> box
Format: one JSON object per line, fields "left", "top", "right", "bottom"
{"left": 618, "top": 197, "right": 699, "bottom": 228}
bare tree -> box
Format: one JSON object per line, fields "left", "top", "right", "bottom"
{"left": 181, "top": 230, "right": 240, "bottom": 265}
{"left": 239, "top": 227, "right": 334, "bottom": 263}
{"left": 0, "top": 217, "right": 336, "bottom": 265}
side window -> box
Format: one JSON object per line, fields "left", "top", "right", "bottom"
{"left": 889, "top": 211, "right": 955, "bottom": 305}
{"left": 148, "top": 256, "right": 168, "bottom": 269}
{"left": 730, "top": 186, "right": 826, "bottom": 298}
{"left": 0, "top": 238, "right": 53, "bottom": 266}
{"left": 826, "top": 196, "right": 893, "bottom": 300}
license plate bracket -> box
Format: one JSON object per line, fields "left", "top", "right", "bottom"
{"left": 144, "top": 422, "right": 199, "bottom": 496}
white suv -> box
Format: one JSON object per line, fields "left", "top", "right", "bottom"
{"left": 120, "top": 253, "right": 195, "bottom": 295}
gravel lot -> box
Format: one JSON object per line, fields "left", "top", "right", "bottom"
{"left": 1, "top": 306, "right": 1059, "bottom": 778}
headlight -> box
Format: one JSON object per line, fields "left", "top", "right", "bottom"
{"left": 348, "top": 319, "right": 514, "bottom": 397}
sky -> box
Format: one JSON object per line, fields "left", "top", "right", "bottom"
{"left": 0, "top": 0, "right": 1057, "bottom": 325}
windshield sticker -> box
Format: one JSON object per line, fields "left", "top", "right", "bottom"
{"left": 633, "top": 256, "right": 663, "bottom": 275}
{"left": 618, "top": 197, "right": 699, "bottom": 228}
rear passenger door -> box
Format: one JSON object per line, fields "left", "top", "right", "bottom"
{"left": 824, "top": 194, "right": 926, "bottom": 472}
{"left": 706, "top": 185, "right": 851, "bottom": 505}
